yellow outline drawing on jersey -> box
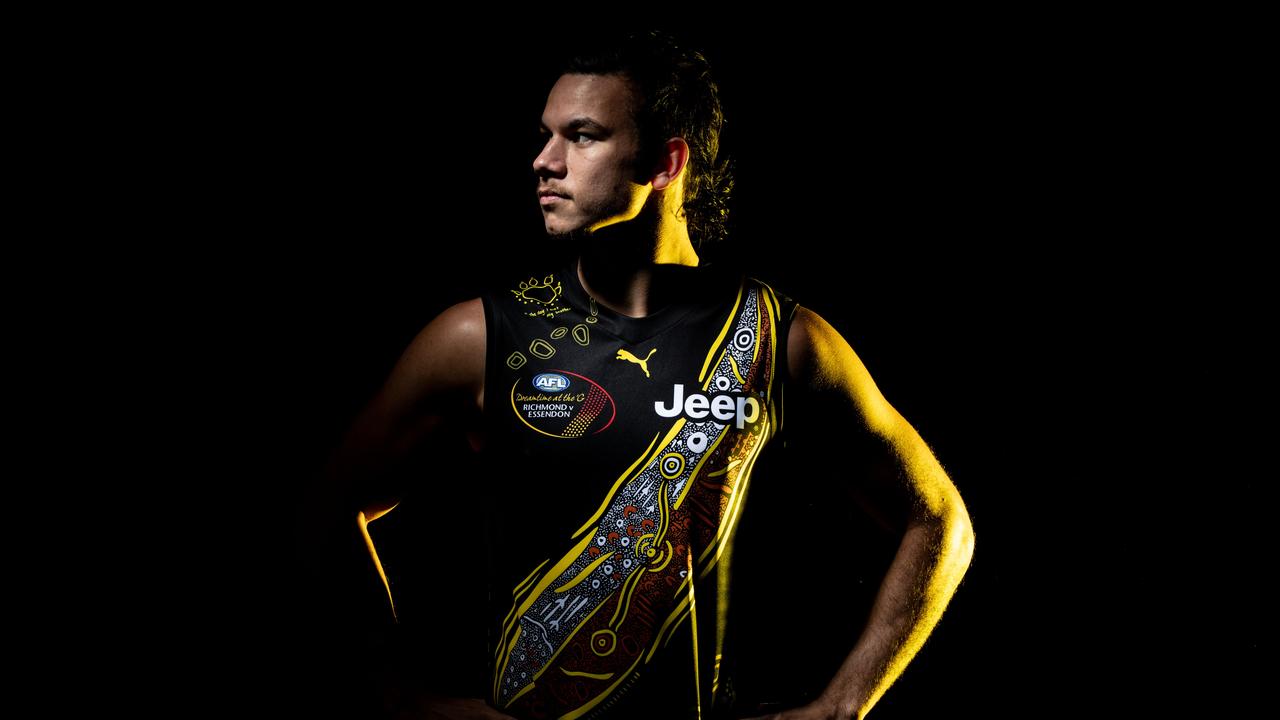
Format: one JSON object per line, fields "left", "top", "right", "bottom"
{"left": 512, "top": 273, "right": 572, "bottom": 319}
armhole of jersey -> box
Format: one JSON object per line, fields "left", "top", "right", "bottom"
{"left": 771, "top": 286, "right": 799, "bottom": 442}
{"left": 480, "top": 291, "right": 501, "bottom": 426}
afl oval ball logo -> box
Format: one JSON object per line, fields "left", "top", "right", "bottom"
{"left": 511, "top": 369, "right": 616, "bottom": 439}
{"left": 532, "top": 373, "right": 569, "bottom": 392}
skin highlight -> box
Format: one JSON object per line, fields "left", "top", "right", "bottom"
{"left": 735, "top": 307, "right": 976, "bottom": 720}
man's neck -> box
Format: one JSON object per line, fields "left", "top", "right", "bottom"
{"left": 574, "top": 220, "right": 701, "bottom": 320}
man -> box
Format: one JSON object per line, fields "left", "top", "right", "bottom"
{"left": 306, "top": 30, "right": 974, "bottom": 720}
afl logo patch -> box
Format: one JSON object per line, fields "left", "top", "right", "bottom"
{"left": 532, "top": 373, "right": 570, "bottom": 392}
{"left": 511, "top": 370, "right": 616, "bottom": 439}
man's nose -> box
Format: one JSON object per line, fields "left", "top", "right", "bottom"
{"left": 533, "top": 136, "right": 565, "bottom": 177}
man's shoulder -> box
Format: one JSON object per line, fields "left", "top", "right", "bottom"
{"left": 399, "top": 298, "right": 486, "bottom": 371}
{"left": 373, "top": 297, "right": 486, "bottom": 411}
{"left": 430, "top": 297, "right": 486, "bottom": 338}
{"left": 740, "top": 272, "right": 800, "bottom": 324}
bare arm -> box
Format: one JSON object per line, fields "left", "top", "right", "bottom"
{"left": 294, "top": 297, "right": 519, "bottom": 717}
{"left": 295, "top": 297, "right": 487, "bottom": 610}
{"left": 746, "top": 306, "right": 975, "bottom": 720}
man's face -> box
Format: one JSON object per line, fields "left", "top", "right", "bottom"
{"left": 534, "top": 73, "right": 651, "bottom": 237}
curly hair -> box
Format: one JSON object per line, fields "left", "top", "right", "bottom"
{"left": 560, "top": 30, "right": 733, "bottom": 249}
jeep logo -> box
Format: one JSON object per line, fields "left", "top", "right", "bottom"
{"left": 654, "top": 383, "right": 761, "bottom": 429}
{"left": 533, "top": 373, "right": 570, "bottom": 392}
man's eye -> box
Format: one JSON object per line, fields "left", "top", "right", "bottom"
{"left": 571, "top": 133, "right": 594, "bottom": 143}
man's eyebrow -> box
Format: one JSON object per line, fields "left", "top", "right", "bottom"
{"left": 539, "top": 117, "right": 610, "bottom": 134}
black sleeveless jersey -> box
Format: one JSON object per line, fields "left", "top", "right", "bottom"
{"left": 478, "top": 258, "right": 798, "bottom": 720}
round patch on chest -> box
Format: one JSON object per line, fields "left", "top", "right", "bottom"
{"left": 510, "top": 370, "right": 616, "bottom": 438}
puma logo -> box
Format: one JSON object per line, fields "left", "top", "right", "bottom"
{"left": 616, "top": 347, "right": 657, "bottom": 378}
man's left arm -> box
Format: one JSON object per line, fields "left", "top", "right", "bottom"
{"left": 744, "top": 306, "right": 976, "bottom": 720}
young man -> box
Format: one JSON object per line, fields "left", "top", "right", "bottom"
{"left": 309, "top": 31, "right": 974, "bottom": 720}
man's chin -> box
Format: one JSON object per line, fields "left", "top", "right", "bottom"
{"left": 546, "top": 226, "right": 592, "bottom": 246}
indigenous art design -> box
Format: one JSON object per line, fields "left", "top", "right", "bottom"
{"left": 492, "top": 282, "right": 785, "bottom": 719}
{"left": 512, "top": 274, "right": 572, "bottom": 319}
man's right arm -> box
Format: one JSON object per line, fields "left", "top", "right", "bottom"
{"left": 295, "top": 297, "right": 487, "bottom": 594}
{"left": 297, "top": 297, "right": 515, "bottom": 720}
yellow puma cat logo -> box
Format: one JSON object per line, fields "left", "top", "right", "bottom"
{"left": 616, "top": 347, "right": 657, "bottom": 378}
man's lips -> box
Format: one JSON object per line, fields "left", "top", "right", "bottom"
{"left": 539, "top": 191, "right": 568, "bottom": 205}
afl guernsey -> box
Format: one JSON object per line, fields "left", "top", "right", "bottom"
{"left": 478, "top": 258, "right": 798, "bottom": 720}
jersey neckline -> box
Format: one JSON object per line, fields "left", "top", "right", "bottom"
{"left": 559, "top": 256, "right": 742, "bottom": 347}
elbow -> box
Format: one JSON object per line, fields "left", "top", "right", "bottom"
{"left": 934, "top": 478, "right": 975, "bottom": 569}
{"left": 910, "top": 499, "right": 975, "bottom": 569}
{"left": 946, "top": 503, "right": 975, "bottom": 570}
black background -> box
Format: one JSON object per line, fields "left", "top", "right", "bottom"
{"left": 166, "top": 20, "right": 1264, "bottom": 719}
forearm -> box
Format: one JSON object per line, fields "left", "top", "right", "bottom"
{"left": 295, "top": 453, "right": 394, "bottom": 602}
{"left": 818, "top": 508, "right": 975, "bottom": 719}
{"left": 297, "top": 422, "right": 415, "bottom": 571}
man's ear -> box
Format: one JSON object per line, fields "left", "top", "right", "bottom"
{"left": 651, "top": 137, "right": 690, "bottom": 192}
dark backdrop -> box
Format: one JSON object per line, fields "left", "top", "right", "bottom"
{"left": 196, "top": 23, "right": 1261, "bottom": 719}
